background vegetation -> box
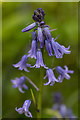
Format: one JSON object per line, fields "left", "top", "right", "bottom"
{"left": 2, "top": 2, "right": 78, "bottom": 118}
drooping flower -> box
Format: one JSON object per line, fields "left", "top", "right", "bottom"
{"left": 13, "top": 55, "right": 31, "bottom": 72}
{"left": 28, "top": 40, "right": 37, "bottom": 59}
{"left": 11, "top": 76, "right": 28, "bottom": 93}
{"left": 45, "top": 40, "right": 53, "bottom": 56}
{"left": 28, "top": 32, "right": 38, "bottom": 59}
{"left": 15, "top": 100, "right": 32, "bottom": 118}
{"left": 44, "top": 69, "right": 58, "bottom": 86}
{"left": 33, "top": 49, "right": 48, "bottom": 69}
{"left": 55, "top": 66, "right": 74, "bottom": 83}
{"left": 38, "top": 27, "right": 44, "bottom": 48}
{"left": 22, "top": 22, "right": 36, "bottom": 32}
{"left": 59, "top": 104, "right": 67, "bottom": 117}
{"left": 43, "top": 27, "right": 52, "bottom": 42}
{"left": 51, "top": 38, "right": 71, "bottom": 58}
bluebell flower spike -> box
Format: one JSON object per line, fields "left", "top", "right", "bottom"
{"left": 44, "top": 69, "right": 58, "bottom": 86}
{"left": 22, "top": 22, "right": 36, "bottom": 32}
{"left": 33, "top": 49, "right": 48, "bottom": 69}
{"left": 13, "top": 55, "right": 31, "bottom": 72}
{"left": 11, "top": 76, "right": 28, "bottom": 93}
{"left": 15, "top": 100, "right": 32, "bottom": 118}
{"left": 56, "top": 66, "right": 74, "bottom": 83}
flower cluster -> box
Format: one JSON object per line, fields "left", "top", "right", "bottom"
{"left": 11, "top": 8, "right": 74, "bottom": 118}
{"left": 52, "top": 92, "right": 76, "bottom": 119}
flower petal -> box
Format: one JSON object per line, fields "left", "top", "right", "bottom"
{"left": 15, "top": 107, "right": 23, "bottom": 114}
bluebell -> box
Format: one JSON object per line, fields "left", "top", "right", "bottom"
{"left": 13, "top": 55, "right": 31, "bottom": 72}
{"left": 11, "top": 76, "right": 28, "bottom": 93}
{"left": 56, "top": 66, "right": 74, "bottom": 83}
{"left": 43, "top": 27, "right": 52, "bottom": 42}
{"left": 15, "top": 100, "right": 32, "bottom": 117}
{"left": 51, "top": 38, "right": 71, "bottom": 58}
{"left": 38, "top": 27, "right": 44, "bottom": 48}
{"left": 33, "top": 49, "right": 48, "bottom": 69}
{"left": 45, "top": 40, "right": 53, "bottom": 56}
{"left": 44, "top": 69, "right": 58, "bottom": 86}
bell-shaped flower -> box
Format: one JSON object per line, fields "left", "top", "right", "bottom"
{"left": 28, "top": 40, "right": 38, "bottom": 59}
{"left": 11, "top": 76, "right": 28, "bottom": 93}
{"left": 22, "top": 22, "right": 36, "bottom": 32}
{"left": 43, "top": 27, "right": 52, "bottom": 42}
{"left": 45, "top": 40, "right": 53, "bottom": 56}
{"left": 51, "top": 38, "right": 71, "bottom": 58}
{"left": 38, "top": 27, "right": 44, "bottom": 48}
{"left": 55, "top": 66, "right": 74, "bottom": 83}
{"left": 15, "top": 100, "right": 32, "bottom": 118}
{"left": 33, "top": 49, "right": 48, "bottom": 69}
{"left": 59, "top": 104, "right": 67, "bottom": 117}
{"left": 44, "top": 69, "right": 58, "bottom": 86}
{"left": 13, "top": 55, "right": 31, "bottom": 72}
{"left": 28, "top": 32, "right": 38, "bottom": 59}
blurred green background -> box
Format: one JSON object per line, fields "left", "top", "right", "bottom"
{"left": 2, "top": 2, "right": 78, "bottom": 118}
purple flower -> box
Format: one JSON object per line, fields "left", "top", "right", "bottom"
{"left": 45, "top": 40, "right": 53, "bottom": 56}
{"left": 15, "top": 100, "right": 32, "bottom": 118}
{"left": 59, "top": 104, "right": 67, "bottom": 117}
{"left": 28, "top": 40, "right": 37, "bottom": 59}
{"left": 56, "top": 66, "right": 74, "bottom": 83}
{"left": 22, "top": 22, "right": 36, "bottom": 32}
{"left": 51, "top": 38, "right": 71, "bottom": 58}
{"left": 43, "top": 27, "right": 52, "bottom": 42}
{"left": 44, "top": 69, "right": 58, "bottom": 86}
{"left": 33, "top": 49, "right": 48, "bottom": 69}
{"left": 13, "top": 55, "right": 31, "bottom": 72}
{"left": 28, "top": 32, "right": 38, "bottom": 59}
{"left": 38, "top": 27, "right": 44, "bottom": 48}
{"left": 11, "top": 76, "right": 28, "bottom": 93}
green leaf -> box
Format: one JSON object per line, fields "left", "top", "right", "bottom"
{"left": 30, "top": 89, "right": 36, "bottom": 105}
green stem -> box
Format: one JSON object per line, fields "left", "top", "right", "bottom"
{"left": 37, "top": 49, "right": 44, "bottom": 118}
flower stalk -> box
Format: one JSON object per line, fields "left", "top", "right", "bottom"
{"left": 22, "top": 73, "right": 39, "bottom": 91}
